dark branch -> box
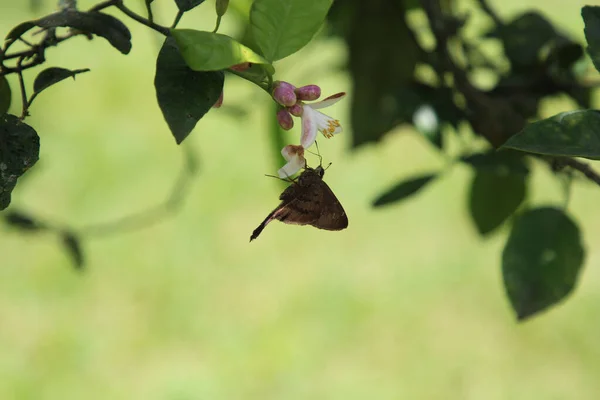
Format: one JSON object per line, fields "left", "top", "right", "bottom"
{"left": 115, "top": 2, "right": 170, "bottom": 36}
{"left": 560, "top": 158, "right": 600, "bottom": 187}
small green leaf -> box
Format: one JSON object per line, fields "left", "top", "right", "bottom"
{"left": 469, "top": 170, "right": 526, "bottom": 235}
{"left": 5, "top": 21, "right": 36, "bottom": 41}
{"left": 250, "top": 0, "right": 333, "bottom": 61}
{"left": 502, "top": 207, "right": 584, "bottom": 321}
{"left": 175, "top": 0, "right": 206, "bottom": 12}
{"left": 0, "top": 115, "right": 40, "bottom": 210}
{"left": 582, "top": 6, "right": 600, "bottom": 72}
{"left": 33, "top": 67, "right": 90, "bottom": 95}
{"left": 3, "top": 210, "right": 45, "bottom": 231}
{"left": 0, "top": 76, "right": 11, "bottom": 115}
{"left": 486, "top": 11, "right": 556, "bottom": 68}
{"left": 501, "top": 110, "right": 600, "bottom": 160}
{"left": 373, "top": 174, "right": 437, "bottom": 207}
{"left": 36, "top": 10, "right": 132, "bottom": 54}
{"left": 154, "top": 37, "right": 224, "bottom": 144}
{"left": 62, "top": 231, "right": 85, "bottom": 270}
{"left": 461, "top": 150, "right": 529, "bottom": 175}
{"left": 171, "top": 29, "right": 271, "bottom": 71}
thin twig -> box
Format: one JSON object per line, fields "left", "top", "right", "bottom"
{"left": 16, "top": 57, "right": 28, "bottom": 119}
{"left": 171, "top": 10, "right": 184, "bottom": 29}
{"left": 476, "top": 0, "right": 503, "bottom": 27}
{"left": 115, "top": 2, "right": 170, "bottom": 35}
{"left": 561, "top": 158, "right": 600, "bottom": 187}
{"left": 145, "top": 0, "right": 154, "bottom": 23}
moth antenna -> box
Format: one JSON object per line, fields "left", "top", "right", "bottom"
{"left": 314, "top": 140, "right": 323, "bottom": 166}
{"left": 324, "top": 162, "right": 332, "bottom": 171}
{"left": 264, "top": 173, "right": 297, "bottom": 183}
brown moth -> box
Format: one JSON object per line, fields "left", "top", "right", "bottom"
{"left": 250, "top": 165, "right": 348, "bottom": 241}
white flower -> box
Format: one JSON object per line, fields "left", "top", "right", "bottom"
{"left": 277, "top": 145, "right": 306, "bottom": 179}
{"left": 300, "top": 92, "right": 346, "bottom": 149}
{"left": 413, "top": 104, "right": 439, "bottom": 135}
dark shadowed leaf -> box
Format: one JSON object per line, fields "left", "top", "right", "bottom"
{"left": 171, "top": 29, "right": 270, "bottom": 71}
{"left": 175, "top": 0, "right": 206, "bottom": 12}
{"left": 502, "top": 207, "right": 584, "bottom": 321}
{"left": 501, "top": 110, "right": 600, "bottom": 160}
{"left": 461, "top": 150, "right": 530, "bottom": 175}
{"left": 469, "top": 170, "right": 526, "bottom": 235}
{"left": 36, "top": 10, "right": 132, "bottom": 54}
{"left": 62, "top": 231, "right": 85, "bottom": 270}
{"left": 3, "top": 210, "right": 45, "bottom": 231}
{"left": 373, "top": 174, "right": 437, "bottom": 207}
{"left": 582, "top": 6, "right": 600, "bottom": 72}
{"left": 5, "top": 21, "right": 36, "bottom": 41}
{"left": 486, "top": 11, "right": 556, "bottom": 68}
{"left": 33, "top": 67, "right": 90, "bottom": 95}
{"left": 0, "top": 76, "right": 11, "bottom": 115}
{"left": 155, "top": 37, "right": 224, "bottom": 144}
{"left": 346, "top": 1, "right": 420, "bottom": 147}
{"left": 250, "top": 0, "right": 333, "bottom": 61}
{"left": 0, "top": 115, "right": 39, "bottom": 210}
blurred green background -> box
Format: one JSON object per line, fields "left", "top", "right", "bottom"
{"left": 1, "top": 0, "right": 600, "bottom": 399}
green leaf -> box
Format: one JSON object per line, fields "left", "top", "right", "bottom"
{"left": 3, "top": 210, "right": 45, "bottom": 231}
{"left": 0, "top": 76, "right": 11, "bottom": 115}
{"left": 171, "top": 29, "right": 271, "bottom": 71}
{"left": 33, "top": 67, "right": 90, "bottom": 95}
{"left": 249, "top": 0, "right": 333, "bottom": 61}
{"left": 346, "top": 1, "right": 420, "bottom": 147}
{"left": 154, "top": 37, "right": 224, "bottom": 144}
{"left": 372, "top": 174, "right": 437, "bottom": 207}
{"left": 175, "top": 0, "right": 206, "bottom": 12}
{"left": 501, "top": 110, "right": 600, "bottom": 160}
{"left": 0, "top": 114, "right": 40, "bottom": 210}
{"left": 36, "top": 10, "right": 132, "bottom": 54}
{"left": 62, "top": 231, "right": 85, "bottom": 270}
{"left": 5, "top": 21, "right": 36, "bottom": 41}
{"left": 461, "top": 150, "right": 530, "bottom": 175}
{"left": 486, "top": 11, "right": 556, "bottom": 68}
{"left": 582, "top": 6, "right": 600, "bottom": 72}
{"left": 502, "top": 207, "right": 584, "bottom": 321}
{"left": 469, "top": 170, "right": 526, "bottom": 235}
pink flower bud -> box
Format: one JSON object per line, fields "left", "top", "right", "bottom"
{"left": 295, "top": 85, "right": 321, "bottom": 101}
{"left": 229, "top": 62, "right": 252, "bottom": 72}
{"left": 272, "top": 81, "right": 297, "bottom": 107}
{"left": 287, "top": 103, "right": 303, "bottom": 117}
{"left": 212, "top": 91, "right": 224, "bottom": 108}
{"left": 277, "top": 109, "right": 294, "bottom": 130}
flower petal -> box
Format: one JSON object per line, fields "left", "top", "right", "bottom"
{"left": 313, "top": 109, "right": 342, "bottom": 139}
{"left": 307, "top": 92, "right": 346, "bottom": 110}
{"left": 278, "top": 145, "right": 306, "bottom": 178}
{"left": 300, "top": 105, "right": 318, "bottom": 148}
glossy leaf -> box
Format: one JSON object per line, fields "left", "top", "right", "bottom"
{"left": 33, "top": 67, "right": 90, "bottom": 95}
{"left": 175, "top": 0, "right": 206, "bottom": 12}
{"left": 250, "top": 0, "right": 333, "bottom": 61}
{"left": 501, "top": 110, "right": 600, "bottom": 160}
{"left": 373, "top": 174, "right": 437, "bottom": 207}
{"left": 171, "top": 29, "right": 270, "bottom": 71}
{"left": 0, "top": 115, "right": 39, "bottom": 210}
{"left": 469, "top": 170, "right": 526, "bottom": 235}
{"left": 502, "top": 207, "right": 584, "bottom": 321}
{"left": 154, "top": 37, "right": 224, "bottom": 144}
{"left": 62, "top": 231, "right": 85, "bottom": 270}
{"left": 346, "top": 1, "right": 420, "bottom": 147}
{"left": 582, "top": 6, "right": 600, "bottom": 72}
{"left": 36, "top": 10, "right": 132, "bottom": 54}
{"left": 0, "top": 76, "right": 11, "bottom": 115}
